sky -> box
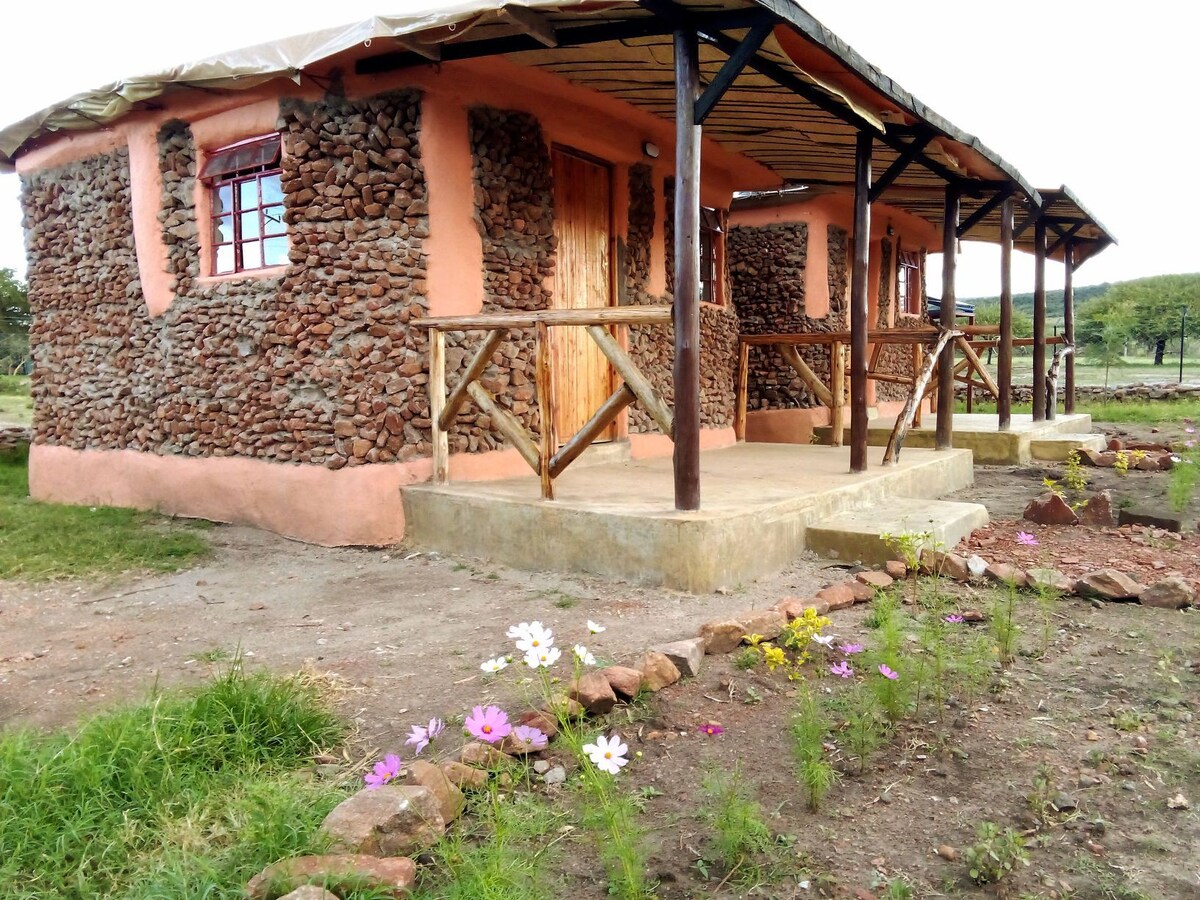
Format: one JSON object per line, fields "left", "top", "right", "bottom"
{"left": 0, "top": 0, "right": 1197, "bottom": 298}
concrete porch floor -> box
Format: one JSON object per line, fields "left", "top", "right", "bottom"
{"left": 403, "top": 443, "right": 978, "bottom": 593}
{"left": 816, "top": 412, "right": 1095, "bottom": 465}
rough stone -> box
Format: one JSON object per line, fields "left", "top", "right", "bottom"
{"left": 1139, "top": 576, "right": 1196, "bottom": 609}
{"left": 542, "top": 765, "right": 567, "bottom": 785}
{"left": 815, "top": 582, "right": 856, "bottom": 610}
{"left": 517, "top": 708, "right": 560, "bottom": 738}
{"left": 570, "top": 672, "right": 618, "bottom": 714}
{"left": 984, "top": 561, "right": 1028, "bottom": 588}
{"left": 884, "top": 559, "right": 909, "bottom": 580}
{"left": 739, "top": 608, "right": 787, "bottom": 640}
{"left": 247, "top": 855, "right": 416, "bottom": 899}
{"left": 1075, "top": 569, "right": 1143, "bottom": 601}
{"left": 321, "top": 785, "right": 445, "bottom": 857}
{"left": 1026, "top": 568, "right": 1075, "bottom": 594}
{"left": 1118, "top": 509, "right": 1183, "bottom": 533}
{"left": 772, "top": 596, "right": 814, "bottom": 620}
{"left": 848, "top": 580, "right": 875, "bottom": 602}
{"left": 654, "top": 637, "right": 705, "bottom": 677}
{"left": 1024, "top": 492, "right": 1080, "bottom": 526}
{"left": 459, "top": 742, "right": 511, "bottom": 768}
{"left": 919, "top": 549, "right": 971, "bottom": 582}
{"left": 439, "top": 760, "right": 488, "bottom": 791}
{"left": 856, "top": 570, "right": 894, "bottom": 590}
{"left": 279, "top": 887, "right": 340, "bottom": 900}
{"left": 1078, "top": 490, "right": 1116, "bottom": 527}
{"left": 698, "top": 619, "right": 747, "bottom": 654}
{"left": 636, "top": 650, "right": 681, "bottom": 691}
{"left": 966, "top": 554, "right": 989, "bottom": 578}
{"left": 402, "top": 759, "right": 464, "bottom": 823}
{"left": 599, "top": 665, "right": 644, "bottom": 698}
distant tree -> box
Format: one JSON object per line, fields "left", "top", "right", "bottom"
{"left": 0, "top": 268, "right": 30, "bottom": 374}
{"left": 970, "top": 302, "right": 1033, "bottom": 363}
{"left": 1076, "top": 274, "right": 1200, "bottom": 365}
{"left": 1083, "top": 311, "right": 1132, "bottom": 393}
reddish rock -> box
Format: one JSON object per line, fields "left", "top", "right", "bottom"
{"left": 1076, "top": 568, "right": 1143, "bottom": 601}
{"left": 1026, "top": 567, "right": 1076, "bottom": 594}
{"left": 1106, "top": 437, "right": 1124, "bottom": 452}
{"left": 440, "top": 760, "right": 488, "bottom": 791}
{"left": 247, "top": 855, "right": 416, "bottom": 899}
{"left": 1079, "top": 449, "right": 1116, "bottom": 467}
{"left": 517, "top": 708, "right": 559, "bottom": 739}
{"left": 815, "top": 582, "right": 856, "bottom": 611}
{"left": 459, "top": 742, "right": 510, "bottom": 768}
{"left": 1134, "top": 455, "right": 1159, "bottom": 471}
{"left": 739, "top": 609, "right": 786, "bottom": 640}
{"left": 320, "top": 785, "right": 445, "bottom": 856}
{"left": 599, "top": 665, "right": 644, "bottom": 699}
{"left": 698, "top": 619, "right": 746, "bottom": 653}
{"left": 543, "top": 694, "right": 584, "bottom": 720}
{"left": 402, "top": 759, "right": 464, "bottom": 823}
{"left": 856, "top": 570, "right": 894, "bottom": 590}
{"left": 1023, "top": 492, "right": 1080, "bottom": 526}
{"left": 570, "top": 672, "right": 618, "bottom": 714}
{"left": 1139, "top": 576, "right": 1195, "bottom": 609}
{"left": 636, "top": 650, "right": 681, "bottom": 691}
{"left": 654, "top": 637, "right": 705, "bottom": 677}
{"left": 771, "top": 596, "right": 812, "bottom": 621}
{"left": 848, "top": 580, "right": 875, "bottom": 602}
{"left": 1078, "top": 490, "right": 1116, "bottom": 527}
{"left": 984, "top": 561, "right": 1028, "bottom": 588}
{"left": 884, "top": 559, "right": 909, "bottom": 579}
{"left": 919, "top": 549, "right": 971, "bottom": 582}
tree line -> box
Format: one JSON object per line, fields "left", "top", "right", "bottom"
{"left": 0, "top": 268, "right": 29, "bottom": 375}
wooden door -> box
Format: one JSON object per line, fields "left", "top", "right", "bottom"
{"left": 551, "top": 147, "right": 614, "bottom": 443}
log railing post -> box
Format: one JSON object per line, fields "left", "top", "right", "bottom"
{"left": 912, "top": 342, "right": 924, "bottom": 427}
{"left": 849, "top": 130, "right": 872, "bottom": 473}
{"left": 535, "top": 321, "right": 555, "bottom": 500}
{"left": 734, "top": 339, "right": 749, "bottom": 441}
{"left": 1063, "top": 240, "right": 1076, "bottom": 415}
{"left": 829, "top": 340, "right": 845, "bottom": 446}
{"left": 936, "top": 185, "right": 960, "bottom": 449}
{"left": 429, "top": 329, "right": 449, "bottom": 484}
{"left": 1032, "top": 217, "right": 1048, "bottom": 421}
{"left": 997, "top": 196, "right": 1014, "bottom": 430}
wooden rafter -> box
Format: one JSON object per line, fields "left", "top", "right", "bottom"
{"left": 502, "top": 4, "right": 558, "bottom": 47}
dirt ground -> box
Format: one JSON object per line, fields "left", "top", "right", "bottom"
{"left": 2, "top": 417, "right": 1198, "bottom": 898}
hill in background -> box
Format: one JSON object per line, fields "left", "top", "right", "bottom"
{"left": 964, "top": 282, "right": 1111, "bottom": 318}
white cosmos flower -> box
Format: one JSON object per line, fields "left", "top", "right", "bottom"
{"left": 480, "top": 657, "right": 508, "bottom": 674}
{"left": 811, "top": 634, "right": 836, "bottom": 648}
{"left": 507, "top": 620, "right": 546, "bottom": 641}
{"left": 582, "top": 733, "right": 629, "bottom": 775}
{"left": 524, "top": 645, "right": 562, "bottom": 669}
{"left": 572, "top": 644, "right": 596, "bottom": 666}
{"left": 515, "top": 622, "right": 555, "bottom": 654}
{"left": 586, "top": 620, "right": 606, "bottom": 634}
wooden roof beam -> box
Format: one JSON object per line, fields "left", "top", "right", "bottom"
{"left": 502, "top": 5, "right": 558, "bottom": 47}
{"left": 1047, "top": 221, "right": 1086, "bottom": 256}
{"left": 868, "top": 130, "right": 934, "bottom": 203}
{"left": 392, "top": 36, "right": 441, "bottom": 61}
{"left": 956, "top": 185, "right": 1014, "bottom": 238}
{"left": 694, "top": 21, "right": 774, "bottom": 124}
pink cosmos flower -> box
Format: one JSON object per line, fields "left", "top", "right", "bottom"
{"left": 697, "top": 723, "right": 725, "bottom": 736}
{"left": 1187, "top": 427, "right": 1195, "bottom": 434}
{"left": 839, "top": 642, "right": 865, "bottom": 655}
{"left": 830, "top": 661, "right": 853, "bottom": 678}
{"left": 1016, "top": 531, "right": 1039, "bottom": 547}
{"left": 510, "top": 724, "right": 549, "bottom": 752}
{"left": 465, "top": 705, "right": 512, "bottom": 744}
{"left": 878, "top": 664, "right": 899, "bottom": 680}
{"left": 944, "top": 614, "right": 965, "bottom": 624}
{"left": 364, "top": 753, "right": 402, "bottom": 789}
{"left": 404, "top": 717, "right": 446, "bottom": 755}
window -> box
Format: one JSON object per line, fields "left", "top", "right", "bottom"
{"left": 699, "top": 206, "right": 723, "bottom": 304}
{"left": 897, "top": 250, "right": 921, "bottom": 316}
{"left": 201, "top": 134, "right": 287, "bottom": 275}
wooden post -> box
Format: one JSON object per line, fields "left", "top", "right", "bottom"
{"left": 1032, "top": 218, "right": 1048, "bottom": 421}
{"left": 672, "top": 28, "right": 702, "bottom": 510}
{"left": 829, "top": 340, "right": 845, "bottom": 446}
{"left": 1063, "top": 240, "right": 1076, "bottom": 415}
{"left": 849, "top": 130, "right": 872, "bottom": 473}
{"left": 429, "top": 329, "right": 449, "bottom": 484}
{"left": 912, "top": 342, "right": 923, "bottom": 427}
{"left": 936, "top": 185, "right": 960, "bottom": 449}
{"left": 734, "top": 339, "right": 750, "bottom": 441}
{"left": 997, "top": 196, "right": 1014, "bottom": 430}
{"left": 535, "top": 321, "right": 554, "bottom": 500}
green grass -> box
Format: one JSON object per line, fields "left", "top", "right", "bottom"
{"left": 0, "top": 374, "right": 29, "bottom": 395}
{"left": 0, "top": 666, "right": 351, "bottom": 899}
{"left": 957, "top": 397, "right": 1200, "bottom": 425}
{"left": 0, "top": 445, "right": 210, "bottom": 581}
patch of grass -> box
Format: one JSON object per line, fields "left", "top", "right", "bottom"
{"left": 0, "top": 374, "right": 29, "bottom": 396}
{"left": 699, "top": 764, "right": 776, "bottom": 886}
{"left": 0, "top": 446, "right": 210, "bottom": 581}
{"left": 958, "top": 396, "right": 1200, "bottom": 425}
{"left": 0, "top": 665, "right": 348, "bottom": 899}
{"left": 1073, "top": 854, "right": 1154, "bottom": 900}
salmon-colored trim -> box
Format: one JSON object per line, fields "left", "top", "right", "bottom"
{"left": 126, "top": 128, "right": 173, "bottom": 316}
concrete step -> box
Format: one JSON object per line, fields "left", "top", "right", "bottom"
{"left": 1029, "top": 433, "right": 1106, "bottom": 461}
{"left": 569, "top": 439, "right": 632, "bottom": 469}
{"left": 806, "top": 498, "right": 989, "bottom": 566}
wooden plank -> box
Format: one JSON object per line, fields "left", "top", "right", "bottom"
{"left": 829, "top": 340, "right": 845, "bottom": 447}
{"left": 429, "top": 329, "right": 449, "bottom": 484}
{"left": 502, "top": 4, "right": 558, "bottom": 47}
{"left": 535, "top": 322, "right": 555, "bottom": 500}
{"left": 849, "top": 129, "right": 871, "bottom": 473}
{"left": 912, "top": 342, "right": 923, "bottom": 427}
{"left": 466, "top": 381, "right": 541, "bottom": 473}
{"left": 586, "top": 325, "right": 674, "bottom": 437}
{"left": 738, "top": 324, "right": 999, "bottom": 346}
{"left": 548, "top": 385, "right": 636, "bottom": 478}
{"left": 734, "top": 340, "right": 750, "bottom": 441}
{"left": 883, "top": 329, "right": 961, "bottom": 465}
{"left": 1063, "top": 241, "right": 1076, "bottom": 415}
{"left": 1032, "top": 218, "right": 1048, "bottom": 421}
{"left": 673, "top": 27, "right": 702, "bottom": 510}
{"left": 778, "top": 344, "right": 833, "bottom": 406}
{"left": 416, "top": 305, "right": 673, "bottom": 331}
{"left": 438, "top": 328, "right": 505, "bottom": 431}
{"left": 936, "top": 185, "right": 960, "bottom": 450}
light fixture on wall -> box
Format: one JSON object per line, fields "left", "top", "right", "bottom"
{"left": 886, "top": 224, "right": 894, "bottom": 236}
{"left": 642, "top": 141, "right": 660, "bottom": 159}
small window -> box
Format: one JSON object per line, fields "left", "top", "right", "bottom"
{"left": 202, "top": 134, "right": 286, "bottom": 275}
{"left": 897, "top": 250, "right": 921, "bottom": 316}
{"left": 699, "top": 207, "right": 723, "bottom": 304}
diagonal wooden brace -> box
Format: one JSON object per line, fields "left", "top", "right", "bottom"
{"left": 586, "top": 324, "right": 674, "bottom": 438}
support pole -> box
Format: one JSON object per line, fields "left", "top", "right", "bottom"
{"left": 849, "top": 130, "right": 872, "bottom": 472}
{"left": 1063, "top": 241, "right": 1076, "bottom": 413}
{"left": 1032, "top": 218, "right": 1047, "bottom": 421}
{"left": 997, "top": 196, "right": 1014, "bottom": 430}
{"left": 936, "top": 185, "right": 959, "bottom": 450}
{"left": 672, "top": 28, "right": 702, "bottom": 510}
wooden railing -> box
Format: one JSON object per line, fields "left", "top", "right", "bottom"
{"left": 417, "top": 306, "right": 674, "bottom": 499}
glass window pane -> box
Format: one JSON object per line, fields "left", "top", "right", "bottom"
{"left": 261, "top": 174, "right": 283, "bottom": 205}
{"left": 240, "top": 211, "right": 261, "bottom": 240}
{"left": 240, "top": 241, "right": 262, "bottom": 270}
{"left": 263, "top": 205, "right": 286, "bottom": 236}
{"left": 263, "top": 236, "right": 289, "bottom": 267}
{"left": 214, "top": 183, "right": 233, "bottom": 215}
{"left": 213, "top": 215, "right": 234, "bottom": 244}
{"left": 239, "top": 179, "right": 261, "bottom": 210}
{"left": 215, "top": 244, "right": 234, "bottom": 274}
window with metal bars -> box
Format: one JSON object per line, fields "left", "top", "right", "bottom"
{"left": 201, "top": 134, "right": 287, "bottom": 275}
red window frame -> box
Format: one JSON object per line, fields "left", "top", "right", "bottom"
{"left": 897, "top": 250, "right": 921, "bottom": 315}
{"left": 203, "top": 134, "right": 286, "bottom": 276}
{"left": 699, "top": 207, "right": 723, "bottom": 304}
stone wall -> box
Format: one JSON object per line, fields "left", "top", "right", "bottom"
{"left": 873, "top": 236, "right": 910, "bottom": 402}
{"left": 23, "top": 90, "right": 432, "bottom": 469}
